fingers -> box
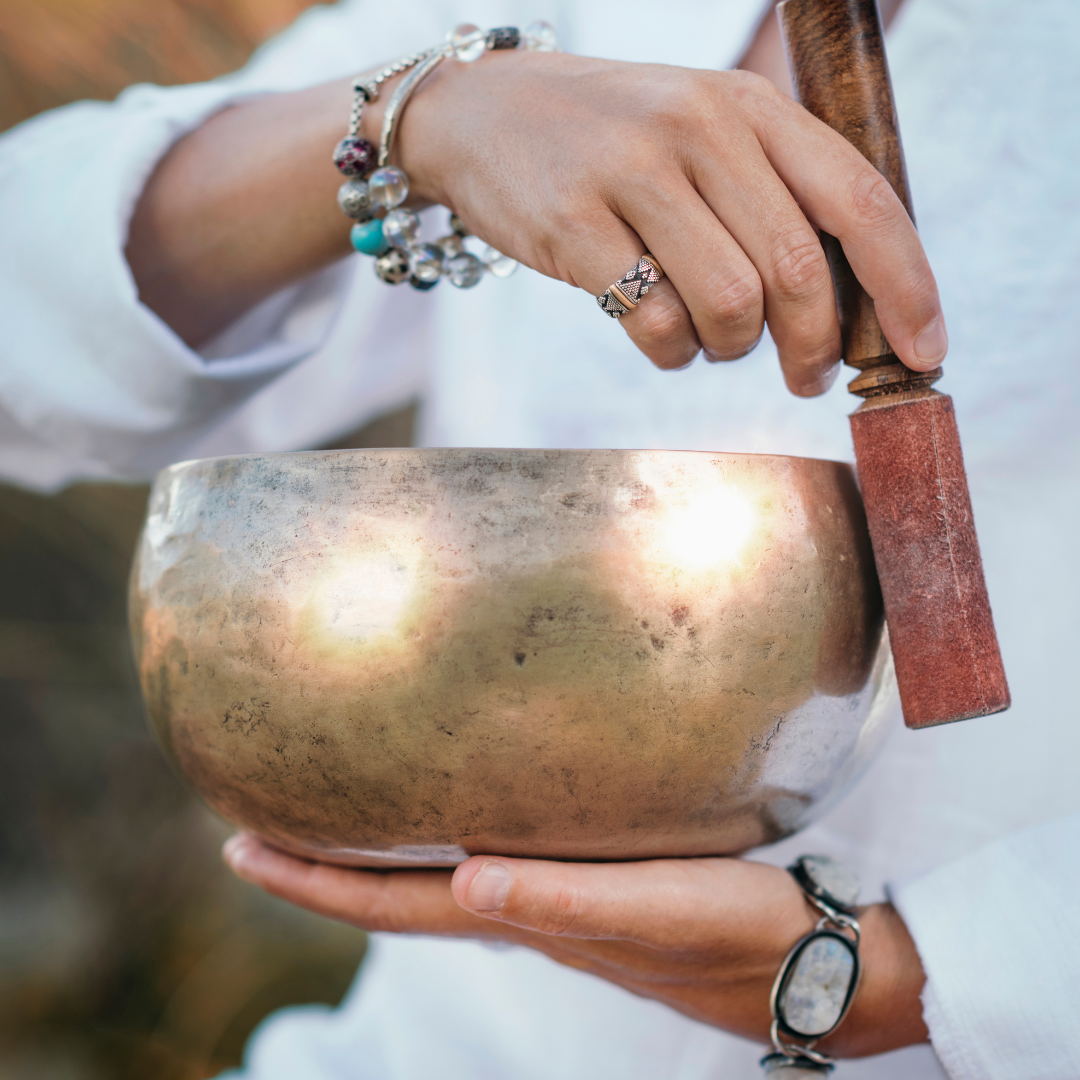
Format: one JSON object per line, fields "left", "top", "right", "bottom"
{"left": 621, "top": 277, "right": 701, "bottom": 371}
{"left": 559, "top": 210, "right": 701, "bottom": 370}
{"left": 630, "top": 178, "right": 769, "bottom": 366}
{"left": 451, "top": 854, "right": 805, "bottom": 950}
{"left": 748, "top": 81, "right": 947, "bottom": 372}
{"left": 689, "top": 125, "right": 842, "bottom": 396}
{"left": 574, "top": 182, "right": 770, "bottom": 372}
{"left": 223, "top": 832, "right": 491, "bottom": 937}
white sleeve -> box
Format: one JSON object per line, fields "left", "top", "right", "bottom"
{"left": 888, "top": 814, "right": 1080, "bottom": 1080}
{"left": 0, "top": 0, "right": 447, "bottom": 491}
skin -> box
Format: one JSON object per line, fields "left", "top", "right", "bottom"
{"left": 126, "top": 4, "right": 945, "bottom": 395}
{"left": 131, "top": 0, "right": 934, "bottom": 1055}
{"left": 223, "top": 834, "right": 929, "bottom": 1059}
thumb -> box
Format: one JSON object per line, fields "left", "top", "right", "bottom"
{"left": 451, "top": 855, "right": 616, "bottom": 938}
{"left": 451, "top": 854, "right": 782, "bottom": 943}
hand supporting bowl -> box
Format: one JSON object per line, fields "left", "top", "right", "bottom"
{"left": 130, "top": 449, "right": 896, "bottom": 868}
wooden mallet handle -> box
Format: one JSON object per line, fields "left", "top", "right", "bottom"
{"left": 777, "top": 0, "right": 1010, "bottom": 727}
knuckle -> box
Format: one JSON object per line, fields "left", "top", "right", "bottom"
{"left": 723, "top": 67, "right": 778, "bottom": 101}
{"left": 703, "top": 335, "right": 762, "bottom": 363}
{"left": 533, "top": 884, "right": 585, "bottom": 936}
{"left": 705, "top": 271, "right": 763, "bottom": 328}
{"left": 634, "top": 293, "right": 687, "bottom": 344}
{"left": 651, "top": 70, "right": 728, "bottom": 136}
{"left": 659, "top": 71, "right": 712, "bottom": 119}
{"left": 633, "top": 298, "right": 699, "bottom": 369}
{"left": 848, "top": 169, "right": 899, "bottom": 228}
{"left": 365, "top": 892, "right": 408, "bottom": 933}
{"left": 770, "top": 234, "right": 830, "bottom": 302}
{"left": 699, "top": 272, "right": 764, "bottom": 360}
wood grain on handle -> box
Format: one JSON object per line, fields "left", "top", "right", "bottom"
{"left": 777, "top": 0, "right": 938, "bottom": 400}
{"left": 778, "top": 0, "right": 1010, "bottom": 727}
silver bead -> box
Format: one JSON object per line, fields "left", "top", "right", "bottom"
{"left": 368, "top": 166, "right": 409, "bottom": 209}
{"left": 481, "top": 245, "right": 518, "bottom": 278}
{"left": 337, "top": 179, "right": 374, "bottom": 220}
{"left": 410, "top": 243, "right": 444, "bottom": 284}
{"left": 449, "top": 23, "right": 486, "bottom": 62}
{"left": 382, "top": 208, "right": 421, "bottom": 248}
{"left": 523, "top": 20, "right": 558, "bottom": 52}
{"left": 449, "top": 213, "right": 470, "bottom": 237}
{"left": 436, "top": 234, "right": 465, "bottom": 260}
{"left": 374, "top": 248, "right": 411, "bottom": 285}
{"left": 446, "top": 252, "right": 484, "bottom": 289}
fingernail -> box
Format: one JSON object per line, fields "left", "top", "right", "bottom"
{"left": 913, "top": 317, "right": 948, "bottom": 367}
{"left": 793, "top": 362, "right": 840, "bottom": 398}
{"left": 465, "top": 861, "right": 511, "bottom": 912}
{"left": 223, "top": 833, "right": 252, "bottom": 870}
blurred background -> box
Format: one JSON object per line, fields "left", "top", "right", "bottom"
{"left": 0, "top": 3, "right": 416, "bottom": 1076}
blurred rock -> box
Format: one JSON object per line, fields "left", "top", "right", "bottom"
{"left": 0, "top": 7, "right": 423, "bottom": 1075}
{"left": 0, "top": 480, "right": 368, "bottom": 1079}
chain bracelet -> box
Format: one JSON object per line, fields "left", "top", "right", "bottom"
{"left": 347, "top": 48, "right": 440, "bottom": 138}
{"left": 334, "top": 20, "right": 558, "bottom": 291}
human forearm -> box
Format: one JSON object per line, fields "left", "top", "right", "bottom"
{"left": 126, "top": 36, "right": 946, "bottom": 388}
{"left": 125, "top": 76, "right": 364, "bottom": 347}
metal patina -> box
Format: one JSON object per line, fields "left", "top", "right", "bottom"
{"left": 129, "top": 449, "right": 896, "bottom": 867}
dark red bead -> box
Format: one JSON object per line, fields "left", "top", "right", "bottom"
{"left": 333, "top": 137, "right": 376, "bottom": 178}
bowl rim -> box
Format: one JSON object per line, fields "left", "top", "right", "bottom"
{"left": 159, "top": 446, "right": 856, "bottom": 479}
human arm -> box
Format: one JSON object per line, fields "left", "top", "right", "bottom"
{"left": 222, "top": 834, "right": 928, "bottom": 1059}
{"left": 126, "top": 30, "right": 948, "bottom": 394}
{"left": 0, "top": 5, "right": 431, "bottom": 488}
{"left": 225, "top": 814, "right": 1080, "bottom": 1073}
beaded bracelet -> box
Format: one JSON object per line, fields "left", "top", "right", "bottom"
{"left": 333, "top": 21, "right": 558, "bottom": 290}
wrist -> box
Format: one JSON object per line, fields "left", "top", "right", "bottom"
{"left": 764, "top": 858, "right": 928, "bottom": 1068}
{"left": 393, "top": 47, "right": 563, "bottom": 212}
{"left": 332, "top": 31, "right": 536, "bottom": 290}
{"left": 388, "top": 50, "right": 494, "bottom": 211}
{"left": 817, "top": 903, "right": 928, "bottom": 1058}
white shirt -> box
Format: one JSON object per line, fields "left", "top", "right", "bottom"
{"left": 2, "top": 1, "right": 1078, "bottom": 1077}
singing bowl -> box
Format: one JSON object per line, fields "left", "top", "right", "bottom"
{"left": 129, "top": 449, "right": 897, "bottom": 868}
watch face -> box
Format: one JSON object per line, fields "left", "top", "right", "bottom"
{"left": 775, "top": 930, "right": 860, "bottom": 1039}
{"left": 790, "top": 855, "right": 860, "bottom": 912}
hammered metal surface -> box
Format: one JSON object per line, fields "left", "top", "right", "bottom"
{"left": 130, "top": 449, "right": 896, "bottom": 867}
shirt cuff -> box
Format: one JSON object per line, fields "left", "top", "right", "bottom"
{"left": 0, "top": 79, "right": 353, "bottom": 486}
{"left": 888, "top": 814, "right": 1080, "bottom": 1080}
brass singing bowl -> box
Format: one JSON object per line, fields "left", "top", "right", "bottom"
{"left": 130, "top": 449, "right": 896, "bottom": 868}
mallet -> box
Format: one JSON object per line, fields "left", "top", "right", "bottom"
{"left": 777, "top": 0, "right": 1010, "bottom": 728}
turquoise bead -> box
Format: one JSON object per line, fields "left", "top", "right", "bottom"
{"left": 351, "top": 218, "right": 388, "bottom": 256}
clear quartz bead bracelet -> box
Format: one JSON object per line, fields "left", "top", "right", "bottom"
{"left": 333, "top": 21, "right": 559, "bottom": 291}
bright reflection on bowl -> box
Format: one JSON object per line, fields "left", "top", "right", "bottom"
{"left": 658, "top": 485, "right": 757, "bottom": 570}
{"left": 320, "top": 555, "right": 414, "bottom": 640}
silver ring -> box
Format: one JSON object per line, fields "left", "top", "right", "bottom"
{"left": 597, "top": 254, "right": 664, "bottom": 319}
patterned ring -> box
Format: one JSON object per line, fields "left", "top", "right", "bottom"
{"left": 597, "top": 254, "right": 664, "bottom": 319}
